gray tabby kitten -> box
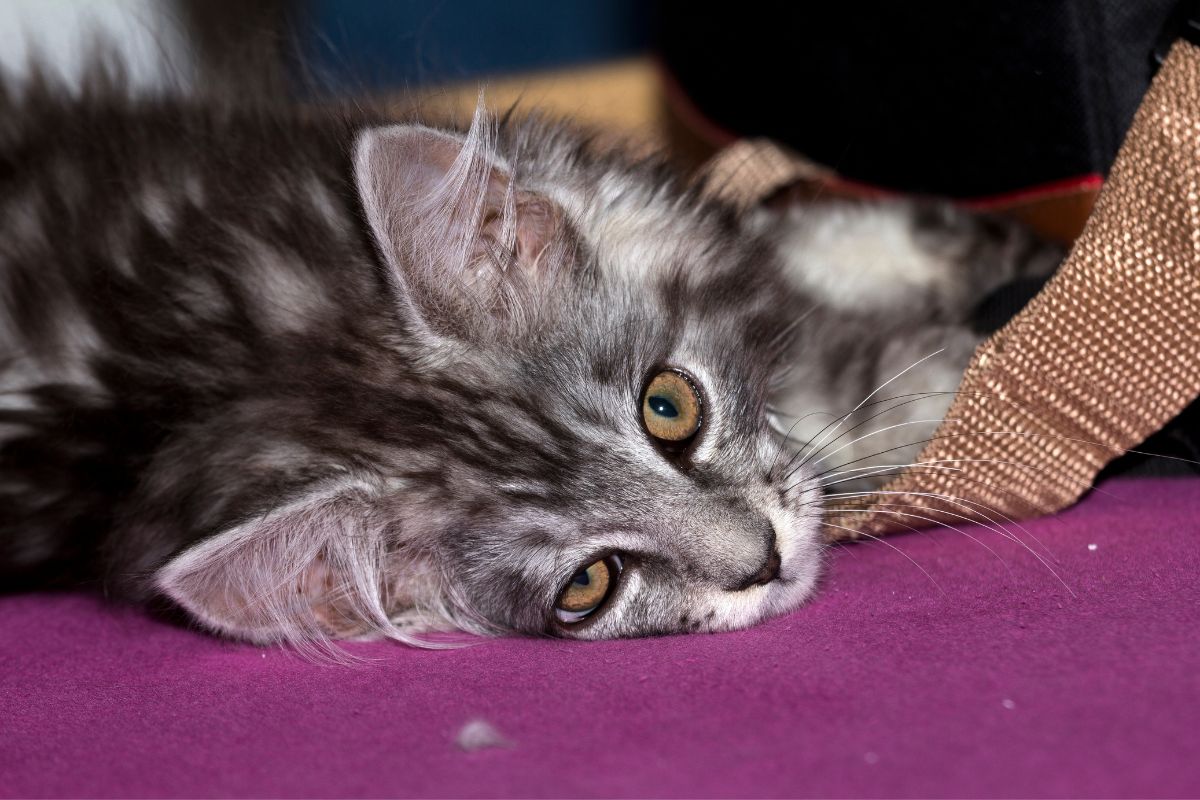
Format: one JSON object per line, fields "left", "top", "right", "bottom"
{"left": 0, "top": 74, "right": 1060, "bottom": 647}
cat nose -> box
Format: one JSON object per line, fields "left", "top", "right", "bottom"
{"left": 733, "top": 532, "right": 781, "bottom": 591}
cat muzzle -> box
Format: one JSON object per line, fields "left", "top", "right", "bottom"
{"left": 733, "top": 534, "right": 782, "bottom": 591}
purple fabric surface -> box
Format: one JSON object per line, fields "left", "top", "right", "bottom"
{"left": 2, "top": 477, "right": 1198, "bottom": 798}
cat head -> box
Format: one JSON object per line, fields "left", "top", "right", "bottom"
{"left": 155, "top": 110, "right": 825, "bottom": 647}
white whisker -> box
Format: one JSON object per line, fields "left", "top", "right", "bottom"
{"left": 820, "top": 520, "right": 947, "bottom": 595}
{"left": 827, "top": 505, "right": 1012, "bottom": 574}
{"left": 808, "top": 418, "right": 959, "bottom": 469}
{"left": 777, "top": 390, "right": 959, "bottom": 479}
{"left": 816, "top": 463, "right": 1065, "bottom": 567}
{"left": 824, "top": 489, "right": 1074, "bottom": 596}
{"left": 789, "top": 349, "right": 946, "bottom": 473}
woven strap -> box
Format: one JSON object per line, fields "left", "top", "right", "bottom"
{"left": 704, "top": 41, "right": 1200, "bottom": 539}
{"left": 697, "top": 138, "right": 833, "bottom": 210}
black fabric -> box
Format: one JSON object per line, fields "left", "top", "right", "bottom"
{"left": 1100, "top": 398, "right": 1200, "bottom": 479}
{"left": 969, "top": 276, "right": 1052, "bottom": 336}
{"left": 656, "top": 1, "right": 1178, "bottom": 198}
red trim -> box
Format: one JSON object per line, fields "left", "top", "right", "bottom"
{"left": 656, "top": 59, "right": 1106, "bottom": 206}
{"left": 654, "top": 56, "right": 741, "bottom": 148}
{"left": 818, "top": 172, "right": 1104, "bottom": 208}
{"left": 960, "top": 174, "right": 1103, "bottom": 209}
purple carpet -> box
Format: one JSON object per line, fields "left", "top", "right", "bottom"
{"left": 2, "top": 478, "right": 1198, "bottom": 798}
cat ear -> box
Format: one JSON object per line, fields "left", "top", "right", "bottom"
{"left": 155, "top": 481, "right": 394, "bottom": 645}
{"left": 353, "top": 111, "right": 575, "bottom": 339}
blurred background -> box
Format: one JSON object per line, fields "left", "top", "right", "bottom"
{"left": 0, "top": 0, "right": 674, "bottom": 152}
{"left": 289, "top": 0, "right": 672, "bottom": 151}
{"left": 0, "top": 1, "right": 1181, "bottom": 211}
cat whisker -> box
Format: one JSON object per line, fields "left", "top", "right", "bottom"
{"left": 768, "top": 394, "right": 926, "bottom": 455}
{"left": 771, "top": 387, "right": 1046, "bottom": 426}
{"left": 790, "top": 348, "right": 947, "bottom": 470}
{"left": 824, "top": 506, "right": 940, "bottom": 542}
{"left": 828, "top": 540, "right": 860, "bottom": 558}
{"left": 769, "top": 388, "right": 983, "bottom": 477}
{"left": 826, "top": 505, "right": 1013, "bottom": 575}
{"left": 822, "top": 488, "right": 1074, "bottom": 595}
{"left": 774, "top": 389, "right": 953, "bottom": 479}
{"left": 806, "top": 417, "right": 960, "bottom": 470}
{"left": 767, "top": 413, "right": 819, "bottom": 475}
{"left": 776, "top": 384, "right": 1124, "bottom": 482}
{"left": 764, "top": 309, "right": 818, "bottom": 359}
{"left": 807, "top": 455, "right": 1095, "bottom": 566}
{"left": 814, "top": 461, "right": 926, "bottom": 486}
{"left": 816, "top": 455, "right": 1123, "bottom": 522}
{"left": 812, "top": 484, "right": 1011, "bottom": 545}
{"left": 819, "top": 520, "right": 947, "bottom": 596}
{"left": 773, "top": 391, "right": 948, "bottom": 477}
{"left": 841, "top": 429, "right": 1200, "bottom": 473}
{"left": 773, "top": 384, "right": 1032, "bottom": 483}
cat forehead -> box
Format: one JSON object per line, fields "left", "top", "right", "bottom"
{"left": 568, "top": 178, "right": 721, "bottom": 281}
{"left": 497, "top": 122, "right": 735, "bottom": 282}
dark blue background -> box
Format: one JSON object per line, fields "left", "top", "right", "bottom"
{"left": 298, "top": 0, "right": 652, "bottom": 89}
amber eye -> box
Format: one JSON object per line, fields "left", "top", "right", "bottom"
{"left": 555, "top": 555, "right": 622, "bottom": 624}
{"left": 641, "top": 370, "right": 702, "bottom": 442}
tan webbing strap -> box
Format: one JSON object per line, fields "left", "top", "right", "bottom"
{"left": 703, "top": 41, "right": 1200, "bottom": 539}
{"left": 697, "top": 138, "right": 833, "bottom": 211}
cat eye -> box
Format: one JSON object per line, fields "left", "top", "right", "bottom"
{"left": 641, "top": 370, "right": 702, "bottom": 442}
{"left": 554, "top": 554, "right": 623, "bottom": 624}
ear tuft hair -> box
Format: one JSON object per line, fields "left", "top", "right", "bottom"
{"left": 354, "top": 104, "right": 576, "bottom": 340}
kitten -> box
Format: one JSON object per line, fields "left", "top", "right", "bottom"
{"left": 0, "top": 67, "right": 1061, "bottom": 647}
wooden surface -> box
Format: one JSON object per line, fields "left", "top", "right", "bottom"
{"left": 408, "top": 57, "right": 668, "bottom": 146}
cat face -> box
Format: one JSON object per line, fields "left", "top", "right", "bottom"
{"left": 426, "top": 278, "right": 824, "bottom": 640}
{"left": 376, "top": 115, "right": 826, "bottom": 639}
{"left": 156, "top": 111, "right": 824, "bottom": 645}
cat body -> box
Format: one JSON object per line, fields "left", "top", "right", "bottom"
{"left": 0, "top": 72, "right": 1061, "bottom": 645}
{"left": 0, "top": 78, "right": 830, "bottom": 644}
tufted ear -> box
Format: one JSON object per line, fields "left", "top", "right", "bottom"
{"left": 155, "top": 481, "right": 395, "bottom": 645}
{"left": 353, "top": 109, "right": 575, "bottom": 340}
